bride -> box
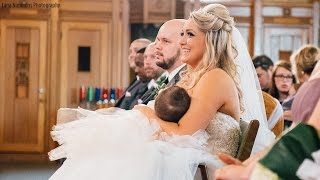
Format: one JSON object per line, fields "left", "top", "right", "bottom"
{"left": 49, "top": 4, "right": 274, "bottom": 180}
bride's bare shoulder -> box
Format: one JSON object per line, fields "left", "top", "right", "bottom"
{"left": 192, "top": 68, "right": 234, "bottom": 93}
{"left": 200, "top": 68, "right": 232, "bottom": 82}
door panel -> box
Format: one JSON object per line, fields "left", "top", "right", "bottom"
{"left": 67, "top": 30, "right": 101, "bottom": 107}
{"left": 60, "top": 22, "right": 110, "bottom": 108}
{"left": 0, "top": 20, "right": 47, "bottom": 152}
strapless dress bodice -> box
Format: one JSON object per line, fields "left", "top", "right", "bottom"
{"left": 206, "top": 112, "right": 240, "bottom": 157}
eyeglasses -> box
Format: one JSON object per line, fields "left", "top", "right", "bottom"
{"left": 274, "top": 74, "right": 293, "bottom": 81}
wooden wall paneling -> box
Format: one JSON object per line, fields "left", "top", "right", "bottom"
{"left": 263, "top": 16, "right": 312, "bottom": 24}
{"left": 262, "top": 0, "right": 313, "bottom": 7}
{"left": 37, "top": 21, "right": 47, "bottom": 153}
{"left": 3, "top": 27, "right": 15, "bottom": 144}
{"left": 0, "top": 0, "right": 51, "bottom": 20}
{"left": 121, "top": 0, "right": 130, "bottom": 87}
{"left": 0, "top": 19, "right": 5, "bottom": 149}
{"left": 313, "top": 0, "right": 319, "bottom": 46}
{"left": 60, "top": 1, "right": 112, "bottom": 12}
{"left": 59, "top": 22, "right": 110, "bottom": 108}
{"left": 0, "top": 20, "right": 47, "bottom": 152}
{"left": 231, "top": 5, "right": 253, "bottom": 55}
{"left": 47, "top": 0, "right": 60, "bottom": 151}
{"left": 111, "top": 0, "right": 121, "bottom": 88}
{"left": 129, "top": 0, "right": 143, "bottom": 23}
{"left": 59, "top": 0, "right": 112, "bottom": 22}
{"left": 184, "top": 0, "right": 192, "bottom": 19}
{"left": 237, "top": 23, "right": 251, "bottom": 49}
{"left": 254, "top": 0, "right": 264, "bottom": 56}
{"left": 102, "top": 23, "right": 112, "bottom": 89}
{"left": 263, "top": 25, "right": 310, "bottom": 62}
{"left": 143, "top": 0, "right": 176, "bottom": 23}
{"left": 176, "top": 0, "right": 185, "bottom": 19}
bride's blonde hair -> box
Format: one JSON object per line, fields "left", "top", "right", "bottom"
{"left": 177, "top": 4, "right": 243, "bottom": 111}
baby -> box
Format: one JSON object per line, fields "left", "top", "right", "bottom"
{"left": 56, "top": 86, "right": 191, "bottom": 125}
{"left": 50, "top": 86, "right": 191, "bottom": 161}
{"left": 154, "top": 86, "right": 191, "bottom": 123}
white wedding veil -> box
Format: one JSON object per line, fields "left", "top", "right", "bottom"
{"left": 232, "top": 27, "right": 275, "bottom": 154}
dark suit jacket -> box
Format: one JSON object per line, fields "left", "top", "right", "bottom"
{"left": 116, "top": 79, "right": 148, "bottom": 110}
{"left": 140, "top": 65, "right": 186, "bottom": 104}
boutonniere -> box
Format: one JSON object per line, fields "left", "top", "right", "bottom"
{"left": 154, "top": 76, "right": 168, "bottom": 97}
{"left": 125, "top": 91, "right": 131, "bottom": 97}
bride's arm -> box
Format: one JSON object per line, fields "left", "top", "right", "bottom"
{"left": 136, "top": 69, "right": 237, "bottom": 135}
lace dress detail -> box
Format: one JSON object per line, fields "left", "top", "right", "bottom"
{"left": 206, "top": 112, "right": 240, "bottom": 157}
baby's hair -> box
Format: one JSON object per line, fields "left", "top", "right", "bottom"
{"left": 154, "top": 86, "right": 191, "bottom": 123}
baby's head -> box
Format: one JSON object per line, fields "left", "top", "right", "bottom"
{"left": 154, "top": 86, "right": 191, "bottom": 123}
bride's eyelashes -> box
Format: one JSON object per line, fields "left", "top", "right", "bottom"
{"left": 180, "top": 31, "right": 195, "bottom": 37}
{"left": 187, "top": 32, "right": 194, "bottom": 37}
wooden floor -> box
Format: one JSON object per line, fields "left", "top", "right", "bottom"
{"left": 0, "top": 162, "right": 59, "bottom": 180}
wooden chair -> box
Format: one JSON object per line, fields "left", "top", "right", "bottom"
{"left": 197, "top": 119, "right": 260, "bottom": 180}
{"left": 262, "top": 92, "right": 284, "bottom": 137}
{"left": 236, "top": 119, "right": 260, "bottom": 161}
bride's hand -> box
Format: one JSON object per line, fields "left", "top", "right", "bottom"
{"left": 133, "top": 105, "right": 158, "bottom": 121}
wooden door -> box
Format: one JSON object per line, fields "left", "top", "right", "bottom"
{"left": 0, "top": 20, "right": 47, "bottom": 152}
{"left": 60, "top": 22, "right": 110, "bottom": 108}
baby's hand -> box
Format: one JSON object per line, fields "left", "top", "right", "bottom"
{"left": 133, "top": 105, "right": 158, "bottom": 121}
{"left": 132, "top": 104, "right": 147, "bottom": 110}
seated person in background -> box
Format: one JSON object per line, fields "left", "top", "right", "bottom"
{"left": 154, "top": 86, "right": 191, "bottom": 123}
{"left": 131, "top": 43, "right": 166, "bottom": 106}
{"left": 291, "top": 57, "right": 320, "bottom": 124}
{"left": 269, "top": 60, "right": 296, "bottom": 104}
{"left": 291, "top": 45, "right": 319, "bottom": 84}
{"left": 269, "top": 60, "right": 296, "bottom": 128}
{"left": 118, "top": 47, "right": 151, "bottom": 110}
{"left": 214, "top": 60, "right": 320, "bottom": 180}
{"left": 282, "top": 45, "right": 319, "bottom": 123}
{"left": 116, "top": 39, "right": 151, "bottom": 109}
{"left": 252, "top": 55, "right": 274, "bottom": 92}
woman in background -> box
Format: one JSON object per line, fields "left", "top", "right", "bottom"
{"left": 269, "top": 60, "right": 296, "bottom": 128}
{"left": 282, "top": 45, "right": 319, "bottom": 126}
{"left": 269, "top": 60, "right": 296, "bottom": 104}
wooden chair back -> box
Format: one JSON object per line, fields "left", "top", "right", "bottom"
{"left": 236, "top": 119, "right": 259, "bottom": 161}
{"left": 197, "top": 119, "right": 260, "bottom": 180}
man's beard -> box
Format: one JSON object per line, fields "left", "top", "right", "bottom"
{"left": 156, "top": 50, "right": 180, "bottom": 70}
{"left": 145, "top": 69, "right": 158, "bottom": 79}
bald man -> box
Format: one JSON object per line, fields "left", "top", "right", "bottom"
{"left": 140, "top": 19, "right": 187, "bottom": 104}
{"left": 128, "top": 38, "right": 152, "bottom": 70}
{"left": 116, "top": 38, "right": 151, "bottom": 110}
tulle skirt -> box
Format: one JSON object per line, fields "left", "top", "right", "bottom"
{"left": 49, "top": 108, "right": 222, "bottom": 180}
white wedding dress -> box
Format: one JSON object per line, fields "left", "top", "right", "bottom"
{"left": 48, "top": 107, "right": 240, "bottom": 180}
